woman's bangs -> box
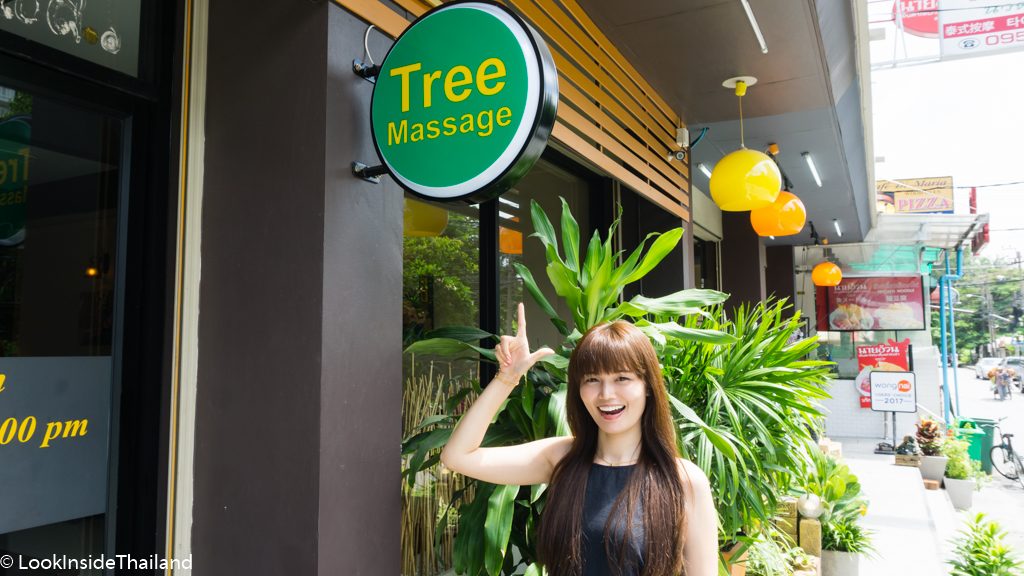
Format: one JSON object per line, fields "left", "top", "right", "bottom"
{"left": 574, "top": 327, "right": 647, "bottom": 378}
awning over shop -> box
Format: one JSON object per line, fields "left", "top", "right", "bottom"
{"left": 795, "top": 213, "right": 989, "bottom": 276}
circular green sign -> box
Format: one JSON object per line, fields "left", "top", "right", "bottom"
{"left": 370, "top": 1, "right": 558, "bottom": 203}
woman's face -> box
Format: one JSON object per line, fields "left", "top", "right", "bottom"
{"left": 579, "top": 371, "right": 647, "bottom": 435}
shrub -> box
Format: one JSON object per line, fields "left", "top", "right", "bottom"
{"left": 916, "top": 418, "right": 944, "bottom": 456}
{"left": 948, "top": 513, "right": 1023, "bottom": 576}
{"left": 944, "top": 437, "right": 987, "bottom": 488}
{"left": 821, "top": 517, "right": 873, "bottom": 554}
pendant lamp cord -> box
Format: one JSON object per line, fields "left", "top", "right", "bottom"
{"left": 738, "top": 92, "right": 745, "bottom": 148}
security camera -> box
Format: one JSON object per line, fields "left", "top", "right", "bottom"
{"left": 667, "top": 149, "right": 687, "bottom": 162}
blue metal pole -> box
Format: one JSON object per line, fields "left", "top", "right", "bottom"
{"left": 948, "top": 249, "right": 964, "bottom": 415}
{"left": 939, "top": 252, "right": 952, "bottom": 426}
{"left": 937, "top": 248, "right": 966, "bottom": 426}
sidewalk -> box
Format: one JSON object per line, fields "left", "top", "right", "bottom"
{"left": 833, "top": 437, "right": 958, "bottom": 576}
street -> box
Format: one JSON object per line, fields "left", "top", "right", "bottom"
{"left": 949, "top": 365, "right": 1024, "bottom": 553}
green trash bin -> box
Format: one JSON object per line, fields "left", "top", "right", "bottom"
{"left": 955, "top": 417, "right": 997, "bottom": 474}
{"left": 973, "top": 417, "right": 998, "bottom": 474}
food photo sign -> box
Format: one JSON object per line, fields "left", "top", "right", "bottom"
{"left": 816, "top": 276, "right": 926, "bottom": 332}
{"left": 855, "top": 339, "right": 912, "bottom": 408}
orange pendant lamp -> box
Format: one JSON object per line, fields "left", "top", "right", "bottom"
{"left": 404, "top": 198, "right": 448, "bottom": 237}
{"left": 750, "top": 191, "right": 807, "bottom": 236}
{"left": 709, "top": 77, "right": 782, "bottom": 211}
{"left": 812, "top": 262, "right": 843, "bottom": 287}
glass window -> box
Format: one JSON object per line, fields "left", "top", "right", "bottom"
{"left": 0, "top": 81, "right": 122, "bottom": 563}
{"left": 0, "top": 0, "right": 143, "bottom": 77}
{"left": 499, "top": 160, "right": 589, "bottom": 349}
{"left": 402, "top": 197, "right": 480, "bottom": 344}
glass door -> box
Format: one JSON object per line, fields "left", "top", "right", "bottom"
{"left": 0, "top": 76, "right": 124, "bottom": 572}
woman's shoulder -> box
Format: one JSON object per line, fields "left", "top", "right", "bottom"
{"left": 542, "top": 435, "right": 575, "bottom": 468}
{"left": 675, "top": 457, "right": 711, "bottom": 489}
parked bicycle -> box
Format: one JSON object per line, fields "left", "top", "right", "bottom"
{"left": 990, "top": 417, "right": 1024, "bottom": 488}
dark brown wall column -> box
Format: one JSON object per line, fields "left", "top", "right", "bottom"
{"left": 317, "top": 6, "right": 403, "bottom": 576}
{"left": 194, "top": 2, "right": 401, "bottom": 574}
{"left": 765, "top": 246, "right": 796, "bottom": 305}
{"left": 720, "top": 211, "right": 766, "bottom": 311}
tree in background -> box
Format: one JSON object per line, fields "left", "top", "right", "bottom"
{"left": 931, "top": 253, "right": 1024, "bottom": 361}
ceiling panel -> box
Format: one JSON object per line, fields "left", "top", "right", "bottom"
{"left": 572, "top": 0, "right": 873, "bottom": 248}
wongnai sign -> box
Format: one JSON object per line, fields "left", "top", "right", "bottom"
{"left": 370, "top": 1, "right": 558, "bottom": 203}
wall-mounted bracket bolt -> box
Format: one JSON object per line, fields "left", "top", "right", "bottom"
{"left": 353, "top": 162, "right": 388, "bottom": 184}
{"left": 352, "top": 59, "right": 380, "bottom": 82}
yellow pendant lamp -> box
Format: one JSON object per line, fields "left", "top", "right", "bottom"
{"left": 750, "top": 191, "right": 807, "bottom": 236}
{"left": 812, "top": 262, "right": 843, "bottom": 287}
{"left": 403, "top": 198, "right": 448, "bottom": 237}
{"left": 709, "top": 77, "right": 782, "bottom": 211}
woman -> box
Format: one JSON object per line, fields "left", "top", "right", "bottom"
{"left": 440, "top": 303, "right": 718, "bottom": 576}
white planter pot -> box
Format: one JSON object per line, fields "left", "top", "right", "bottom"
{"left": 945, "top": 476, "right": 976, "bottom": 510}
{"left": 920, "top": 455, "right": 948, "bottom": 482}
{"left": 821, "top": 550, "right": 859, "bottom": 576}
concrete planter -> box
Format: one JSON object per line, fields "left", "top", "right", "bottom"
{"left": 920, "top": 455, "right": 948, "bottom": 482}
{"left": 821, "top": 550, "right": 859, "bottom": 576}
{"left": 944, "top": 476, "right": 976, "bottom": 510}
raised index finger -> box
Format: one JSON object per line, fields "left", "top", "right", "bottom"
{"left": 516, "top": 302, "right": 527, "bottom": 337}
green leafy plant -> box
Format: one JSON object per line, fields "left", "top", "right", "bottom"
{"left": 948, "top": 513, "right": 1023, "bottom": 576}
{"left": 916, "top": 417, "right": 944, "bottom": 456}
{"left": 787, "top": 547, "right": 816, "bottom": 573}
{"left": 944, "top": 437, "right": 986, "bottom": 486}
{"left": 659, "top": 300, "right": 832, "bottom": 547}
{"left": 745, "top": 530, "right": 792, "bottom": 576}
{"left": 795, "top": 449, "right": 867, "bottom": 525}
{"left": 401, "top": 199, "right": 832, "bottom": 574}
{"left": 402, "top": 198, "right": 732, "bottom": 576}
{"left": 821, "top": 517, "right": 873, "bottom": 554}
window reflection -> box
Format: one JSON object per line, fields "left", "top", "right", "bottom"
{"left": 0, "top": 81, "right": 121, "bottom": 571}
{"left": 500, "top": 160, "right": 589, "bottom": 349}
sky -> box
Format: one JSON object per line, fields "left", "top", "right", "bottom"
{"left": 868, "top": 5, "right": 1024, "bottom": 262}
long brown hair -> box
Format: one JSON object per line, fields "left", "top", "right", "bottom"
{"left": 536, "top": 321, "right": 687, "bottom": 576}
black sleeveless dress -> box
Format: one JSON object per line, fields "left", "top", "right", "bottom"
{"left": 581, "top": 463, "right": 645, "bottom": 576}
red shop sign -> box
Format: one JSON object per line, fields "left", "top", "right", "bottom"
{"left": 856, "top": 339, "right": 912, "bottom": 408}
{"left": 893, "top": 0, "right": 940, "bottom": 38}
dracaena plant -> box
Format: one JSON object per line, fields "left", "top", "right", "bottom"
{"left": 401, "top": 198, "right": 733, "bottom": 576}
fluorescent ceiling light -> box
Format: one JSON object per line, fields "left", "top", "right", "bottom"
{"left": 698, "top": 163, "right": 712, "bottom": 178}
{"left": 739, "top": 0, "right": 768, "bottom": 54}
{"left": 803, "top": 152, "right": 822, "bottom": 187}
{"left": 833, "top": 219, "right": 842, "bottom": 238}
{"left": 499, "top": 210, "right": 514, "bottom": 220}
{"left": 498, "top": 197, "right": 519, "bottom": 209}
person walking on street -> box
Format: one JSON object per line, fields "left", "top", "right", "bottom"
{"left": 995, "top": 367, "right": 1013, "bottom": 401}
{"left": 440, "top": 303, "right": 719, "bottom": 576}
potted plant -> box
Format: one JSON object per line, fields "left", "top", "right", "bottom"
{"left": 948, "top": 513, "right": 1023, "bottom": 576}
{"left": 821, "top": 517, "right": 873, "bottom": 576}
{"left": 943, "top": 437, "right": 986, "bottom": 511}
{"left": 916, "top": 417, "right": 947, "bottom": 482}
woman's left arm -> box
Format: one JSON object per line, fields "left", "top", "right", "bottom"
{"left": 680, "top": 459, "right": 719, "bottom": 576}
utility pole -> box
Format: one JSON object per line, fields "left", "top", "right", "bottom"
{"left": 1017, "top": 251, "right": 1024, "bottom": 353}
{"left": 984, "top": 281, "right": 996, "bottom": 355}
